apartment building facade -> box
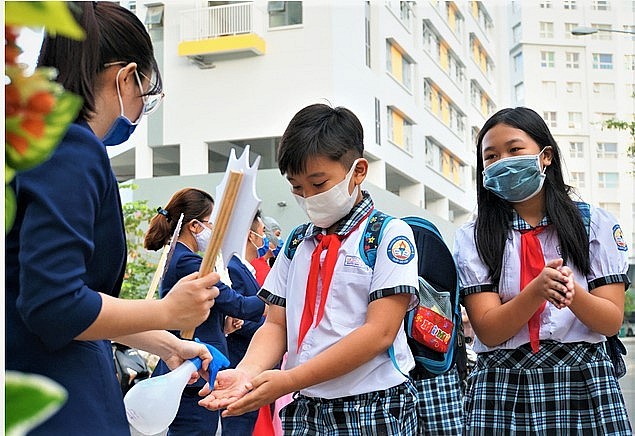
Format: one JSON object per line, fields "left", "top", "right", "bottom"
{"left": 111, "top": 0, "right": 505, "bottom": 236}
{"left": 498, "top": 0, "right": 634, "bottom": 266}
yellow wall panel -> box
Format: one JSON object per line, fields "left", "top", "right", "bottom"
{"left": 440, "top": 43, "right": 449, "bottom": 70}
{"left": 392, "top": 111, "right": 404, "bottom": 146}
{"left": 391, "top": 45, "right": 403, "bottom": 82}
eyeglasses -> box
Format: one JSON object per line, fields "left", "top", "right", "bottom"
{"left": 134, "top": 70, "right": 164, "bottom": 116}
{"left": 103, "top": 61, "right": 164, "bottom": 116}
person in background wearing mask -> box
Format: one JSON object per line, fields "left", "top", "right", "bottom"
{"left": 249, "top": 211, "right": 274, "bottom": 285}
{"left": 144, "top": 188, "right": 265, "bottom": 436}
{"left": 199, "top": 104, "right": 420, "bottom": 434}
{"left": 223, "top": 210, "right": 271, "bottom": 435}
{"left": 5, "top": 4, "right": 219, "bottom": 434}
{"left": 454, "top": 107, "right": 631, "bottom": 434}
{"left": 263, "top": 216, "right": 285, "bottom": 267}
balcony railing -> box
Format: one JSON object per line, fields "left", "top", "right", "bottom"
{"left": 180, "top": 2, "right": 255, "bottom": 42}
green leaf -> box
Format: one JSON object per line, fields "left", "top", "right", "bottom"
{"left": 5, "top": 371, "right": 67, "bottom": 436}
{"left": 6, "top": 91, "right": 83, "bottom": 171}
{"left": 5, "top": 1, "right": 85, "bottom": 40}
{"left": 5, "top": 186, "right": 17, "bottom": 234}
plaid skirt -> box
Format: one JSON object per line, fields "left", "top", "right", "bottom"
{"left": 464, "top": 341, "right": 632, "bottom": 435}
{"left": 413, "top": 367, "right": 463, "bottom": 435}
{"left": 279, "top": 381, "right": 418, "bottom": 435}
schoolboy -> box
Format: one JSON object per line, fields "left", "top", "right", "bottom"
{"left": 199, "top": 104, "right": 420, "bottom": 434}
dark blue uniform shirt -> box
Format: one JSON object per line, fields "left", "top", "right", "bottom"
{"left": 6, "top": 121, "right": 129, "bottom": 435}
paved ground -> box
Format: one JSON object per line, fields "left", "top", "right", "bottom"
{"left": 619, "top": 336, "right": 635, "bottom": 427}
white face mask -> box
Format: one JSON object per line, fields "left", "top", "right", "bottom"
{"left": 293, "top": 159, "right": 360, "bottom": 228}
{"left": 192, "top": 221, "right": 212, "bottom": 253}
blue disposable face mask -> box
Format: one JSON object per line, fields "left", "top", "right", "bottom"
{"left": 250, "top": 231, "right": 270, "bottom": 258}
{"left": 102, "top": 68, "right": 141, "bottom": 146}
{"left": 482, "top": 148, "right": 549, "bottom": 203}
{"left": 272, "top": 236, "right": 283, "bottom": 257}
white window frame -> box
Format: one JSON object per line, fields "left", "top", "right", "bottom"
{"left": 565, "top": 52, "right": 580, "bottom": 69}
{"left": 541, "top": 51, "right": 555, "bottom": 68}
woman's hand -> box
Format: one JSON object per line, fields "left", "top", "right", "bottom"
{"left": 162, "top": 339, "right": 213, "bottom": 384}
{"left": 160, "top": 271, "right": 220, "bottom": 330}
{"left": 224, "top": 317, "right": 244, "bottom": 335}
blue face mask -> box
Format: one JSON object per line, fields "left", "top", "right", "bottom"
{"left": 250, "top": 231, "right": 270, "bottom": 258}
{"left": 102, "top": 68, "right": 141, "bottom": 146}
{"left": 272, "top": 237, "right": 283, "bottom": 257}
{"left": 482, "top": 148, "right": 548, "bottom": 203}
{"left": 102, "top": 116, "right": 138, "bottom": 146}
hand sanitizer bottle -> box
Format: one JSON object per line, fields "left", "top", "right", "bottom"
{"left": 124, "top": 339, "right": 229, "bottom": 435}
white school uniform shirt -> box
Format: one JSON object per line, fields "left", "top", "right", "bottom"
{"left": 260, "top": 206, "right": 418, "bottom": 399}
{"left": 454, "top": 205, "right": 630, "bottom": 354}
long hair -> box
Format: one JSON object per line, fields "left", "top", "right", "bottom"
{"left": 37, "top": 2, "right": 162, "bottom": 120}
{"left": 475, "top": 107, "right": 590, "bottom": 284}
{"left": 144, "top": 188, "right": 213, "bottom": 251}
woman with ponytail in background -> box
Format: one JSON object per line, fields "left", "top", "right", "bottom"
{"left": 145, "top": 187, "right": 265, "bottom": 436}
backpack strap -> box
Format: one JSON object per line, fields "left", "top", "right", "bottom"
{"left": 359, "top": 209, "right": 394, "bottom": 269}
{"left": 574, "top": 201, "right": 591, "bottom": 236}
{"left": 284, "top": 223, "right": 310, "bottom": 260}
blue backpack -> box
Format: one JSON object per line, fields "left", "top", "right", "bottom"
{"left": 284, "top": 209, "right": 464, "bottom": 378}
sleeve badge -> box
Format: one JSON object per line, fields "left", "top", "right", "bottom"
{"left": 387, "top": 236, "right": 415, "bottom": 264}
{"left": 613, "top": 225, "right": 628, "bottom": 251}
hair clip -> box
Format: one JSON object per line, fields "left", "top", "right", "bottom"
{"left": 157, "top": 207, "right": 171, "bottom": 222}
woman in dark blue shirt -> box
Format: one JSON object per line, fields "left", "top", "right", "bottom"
{"left": 5, "top": 3, "right": 220, "bottom": 435}
{"left": 145, "top": 187, "right": 266, "bottom": 436}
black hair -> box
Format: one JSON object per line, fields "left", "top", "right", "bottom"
{"left": 277, "top": 104, "right": 364, "bottom": 175}
{"left": 144, "top": 188, "right": 213, "bottom": 251}
{"left": 475, "top": 107, "right": 590, "bottom": 284}
{"left": 37, "top": 1, "right": 162, "bottom": 120}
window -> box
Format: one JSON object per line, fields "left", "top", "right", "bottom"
{"left": 593, "top": 53, "right": 613, "bottom": 70}
{"left": 386, "top": 40, "right": 414, "bottom": 90}
{"left": 592, "top": 0, "right": 609, "bottom": 10}
{"left": 268, "top": 1, "right": 302, "bottom": 28}
{"left": 543, "top": 111, "right": 557, "bottom": 128}
{"left": 625, "top": 55, "right": 635, "bottom": 71}
{"left": 593, "top": 82, "right": 615, "bottom": 97}
{"left": 591, "top": 24, "right": 612, "bottom": 40}
{"left": 540, "top": 22, "right": 554, "bottom": 38}
{"left": 599, "top": 202, "right": 620, "bottom": 217}
{"left": 597, "top": 172, "right": 618, "bottom": 188}
{"left": 514, "top": 82, "right": 525, "bottom": 103}
{"left": 513, "top": 52, "right": 523, "bottom": 72}
{"left": 374, "top": 97, "right": 381, "bottom": 145}
{"left": 565, "top": 23, "right": 578, "bottom": 38}
{"left": 540, "top": 0, "right": 552, "bottom": 8}
{"left": 512, "top": 23, "right": 521, "bottom": 44}
{"left": 365, "top": 2, "right": 371, "bottom": 67}
{"left": 564, "top": 0, "right": 577, "bottom": 9}
{"left": 144, "top": 4, "right": 164, "bottom": 27}
{"left": 597, "top": 142, "right": 618, "bottom": 158}
{"left": 570, "top": 172, "right": 585, "bottom": 188}
{"left": 387, "top": 107, "right": 413, "bottom": 153}
{"left": 568, "top": 112, "right": 582, "bottom": 129}
{"left": 569, "top": 142, "right": 584, "bottom": 158}
{"left": 566, "top": 81, "right": 581, "bottom": 96}
{"left": 542, "top": 81, "right": 557, "bottom": 98}
{"left": 541, "top": 51, "right": 555, "bottom": 68}
{"left": 425, "top": 138, "right": 464, "bottom": 186}
{"left": 565, "top": 52, "right": 580, "bottom": 69}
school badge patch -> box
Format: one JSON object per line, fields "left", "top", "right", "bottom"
{"left": 613, "top": 224, "right": 628, "bottom": 251}
{"left": 387, "top": 236, "right": 415, "bottom": 264}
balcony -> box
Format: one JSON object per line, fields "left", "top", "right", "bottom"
{"left": 179, "top": 2, "right": 266, "bottom": 68}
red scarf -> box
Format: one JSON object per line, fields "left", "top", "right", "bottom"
{"left": 520, "top": 226, "right": 546, "bottom": 353}
{"left": 297, "top": 209, "right": 372, "bottom": 352}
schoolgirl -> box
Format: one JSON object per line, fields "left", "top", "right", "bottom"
{"left": 454, "top": 107, "right": 631, "bottom": 434}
